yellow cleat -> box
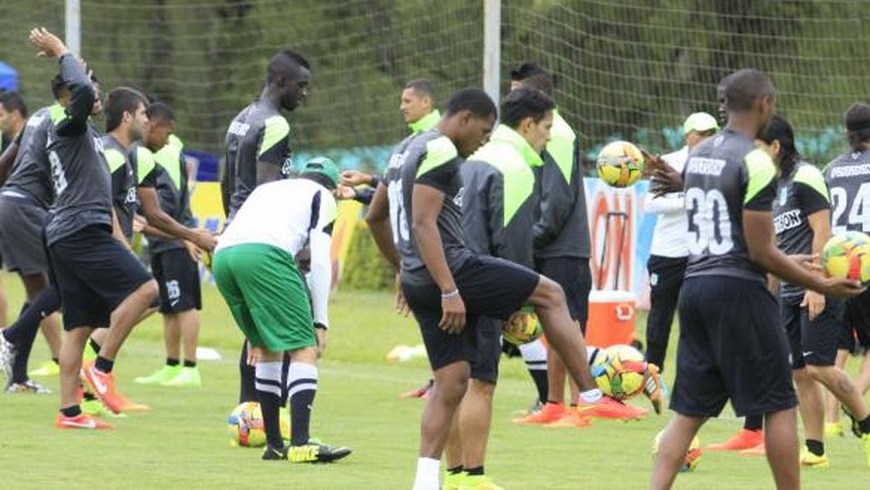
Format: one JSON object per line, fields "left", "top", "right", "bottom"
{"left": 288, "top": 441, "right": 351, "bottom": 464}
{"left": 442, "top": 471, "right": 465, "bottom": 490}
{"left": 824, "top": 421, "right": 845, "bottom": 438}
{"left": 800, "top": 446, "right": 830, "bottom": 468}
{"left": 29, "top": 360, "right": 60, "bottom": 377}
{"left": 458, "top": 475, "right": 503, "bottom": 490}
{"left": 862, "top": 433, "right": 870, "bottom": 468}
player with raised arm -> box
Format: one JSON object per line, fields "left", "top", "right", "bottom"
{"left": 25, "top": 27, "right": 159, "bottom": 429}
{"left": 649, "top": 69, "right": 863, "bottom": 490}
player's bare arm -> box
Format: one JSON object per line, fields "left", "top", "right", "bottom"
{"left": 743, "top": 209, "right": 862, "bottom": 298}
{"left": 411, "top": 183, "right": 464, "bottom": 334}
{"left": 138, "top": 187, "right": 216, "bottom": 251}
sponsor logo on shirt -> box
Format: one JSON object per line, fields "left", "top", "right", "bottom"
{"left": 774, "top": 209, "right": 803, "bottom": 234}
{"left": 829, "top": 164, "right": 870, "bottom": 178}
{"left": 228, "top": 121, "right": 250, "bottom": 137}
{"left": 685, "top": 157, "right": 726, "bottom": 177}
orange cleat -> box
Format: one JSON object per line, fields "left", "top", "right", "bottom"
{"left": 81, "top": 361, "right": 124, "bottom": 414}
{"left": 400, "top": 379, "right": 433, "bottom": 399}
{"left": 512, "top": 402, "right": 566, "bottom": 425}
{"left": 740, "top": 442, "right": 766, "bottom": 456}
{"left": 706, "top": 429, "right": 763, "bottom": 451}
{"left": 116, "top": 393, "right": 150, "bottom": 412}
{"left": 55, "top": 413, "right": 114, "bottom": 430}
{"left": 577, "top": 396, "right": 647, "bottom": 420}
{"left": 547, "top": 408, "right": 592, "bottom": 428}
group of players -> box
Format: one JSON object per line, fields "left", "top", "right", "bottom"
{"left": 3, "top": 26, "right": 870, "bottom": 490}
{"left": 0, "top": 27, "right": 216, "bottom": 426}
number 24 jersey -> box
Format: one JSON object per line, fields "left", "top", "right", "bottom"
{"left": 824, "top": 149, "right": 870, "bottom": 235}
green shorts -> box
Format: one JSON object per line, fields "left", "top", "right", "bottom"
{"left": 213, "top": 243, "right": 315, "bottom": 353}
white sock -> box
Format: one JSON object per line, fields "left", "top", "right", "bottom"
{"left": 518, "top": 338, "right": 547, "bottom": 367}
{"left": 579, "top": 388, "right": 603, "bottom": 403}
{"left": 412, "top": 457, "right": 441, "bottom": 490}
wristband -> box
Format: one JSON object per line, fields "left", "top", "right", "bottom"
{"left": 441, "top": 289, "right": 459, "bottom": 299}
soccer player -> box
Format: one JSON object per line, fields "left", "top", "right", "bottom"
{"left": 100, "top": 87, "right": 149, "bottom": 244}
{"left": 26, "top": 27, "right": 160, "bottom": 429}
{"left": 648, "top": 69, "right": 863, "bottom": 490}
{"left": 508, "top": 63, "right": 600, "bottom": 425}
{"left": 213, "top": 157, "right": 351, "bottom": 463}
{"left": 223, "top": 49, "right": 310, "bottom": 404}
{"left": 341, "top": 80, "right": 440, "bottom": 213}
{"left": 368, "top": 88, "right": 641, "bottom": 490}
{"left": 437, "top": 88, "right": 553, "bottom": 490}
{"left": 0, "top": 91, "right": 62, "bottom": 392}
{"left": 758, "top": 114, "right": 870, "bottom": 467}
{"left": 133, "top": 102, "right": 204, "bottom": 387}
{"left": 822, "top": 102, "right": 870, "bottom": 465}
{"left": 643, "top": 113, "right": 717, "bottom": 378}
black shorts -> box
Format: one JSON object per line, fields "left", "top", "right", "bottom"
{"left": 846, "top": 290, "right": 870, "bottom": 349}
{"left": 536, "top": 256, "right": 591, "bottom": 329}
{"left": 0, "top": 194, "right": 49, "bottom": 275}
{"left": 151, "top": 248, "right": 202, "bottom": 314}
{"left": 781, "top": 296, "right": 845, "bottom": 368}
{"left": 48, "top": 224, "right": 153, "bottom": 330}
{"left": 670, "top": 276, "right": 797, "bottom": 418}
{"left": 401, "top": 254, "right": 540, "bottom": 377}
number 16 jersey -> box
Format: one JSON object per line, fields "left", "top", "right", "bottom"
{"left": 683, "top": 129, "right": 778, "bottom": 283}
{"left": 824, "top": 149, "right": 870, "bottom": 235}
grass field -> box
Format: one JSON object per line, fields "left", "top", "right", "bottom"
{"left": 2, "top": 274, "right": 869, "bottom": 489}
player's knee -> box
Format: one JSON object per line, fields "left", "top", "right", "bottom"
{"left": 469, "top": 379, "right": 495, "bottom": 400}
{"left": 140, "top": 279, "right": 159, "bottom": 301}
{"left": 792, "top": 366, "right": 811, "bottom": 384}
{"left": 535, "top": 276, "right": 566, "bottom": 310}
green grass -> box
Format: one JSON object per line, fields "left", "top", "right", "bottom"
{"left": 1, "top": 274, "right": 869, "bottom": 489}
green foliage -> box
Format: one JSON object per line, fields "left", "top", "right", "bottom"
{"left": 341, "top": 220, "right": 393, "bottom": 291}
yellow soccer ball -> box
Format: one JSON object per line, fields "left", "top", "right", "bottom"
{"left": 591, "top": 344, "right": 647, "bottom": 400}
{"left": 227, "top": 401, "right": 290, "bottom": 447}
{"left": 596, "top": 140, "right": 645, "bottom": 188}
{"left": 653, "top": 430, "right": 702, "bottom": 472}
{"left": 822, "top": 231, "right": 870, "bottom": 285}
{"left": 502, "top": 306, "right": 543, "bottom": 345}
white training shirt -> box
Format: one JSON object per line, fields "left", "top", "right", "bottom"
{"left": 216, "top": 178, "right": 337, "bottom": 328}
{"left": 644, "top": 146, "right": 689, "bottom": 258}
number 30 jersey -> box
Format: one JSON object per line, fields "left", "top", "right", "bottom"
{"left": 683, "top": 129, "right": 778, "bottom": 282}
{"left": 824, "top": 149, "right": 870, "bottom": 235}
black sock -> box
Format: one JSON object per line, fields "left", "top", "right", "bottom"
{"left": 255, "top": 361, "right": 284, "bottom": 449}
{"left": 447, "top": 466, "right": 464, "bottom": 475}
{"left": 166, "top": 358, "right": 179, "bottom": 367}
{"left": 805, "top": 439, "right": 824, "bottom": 456}
{"left": 52, "top": 357, "right": 59, "bottom": 365}
{"left": 527, "top": 369, "right": 549, "bottom": 405}
{"left": 288, "top": 363, "right": 318, "bottom": 446}
{"left": 238, "top": 341, "right": 258, "bottom": 403}
{"left": 466, "top": 466, "right": 484, "bottom": 476}
{"left": 859, "top": 414, "right": 870, "bottom": 435}
{"left": 2, "top": 288, "right": 60, "bottom": 345}
{"left": 279, "top": 352, "right": 291, "bottom": 406}
{"left": 95, "top": 356, "right": 114, "bottom": 374}
{"left": 60, "top": 405, "right": 82, "bottom": 417}
{"left": 89, "top": 338, "right": 102, "bottom": 357}
{"left": 10, "top": 303, "right": 39, "bottom": 383}
{"left": 183, "top": 359, "right": 196, "bottom": 368}
{"left": 744, "top": 415, "right": 763, "bottom": 431}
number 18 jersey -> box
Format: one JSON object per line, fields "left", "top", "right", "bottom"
{"left": 683, "top": 129, "right": 778, "bottom": 282}
{"left": 824, "top": 149, "right": 870, "bottom": 235}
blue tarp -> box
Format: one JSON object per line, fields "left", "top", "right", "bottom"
{"left": 0, "top": 61, "right": 18, "bottom": 91}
